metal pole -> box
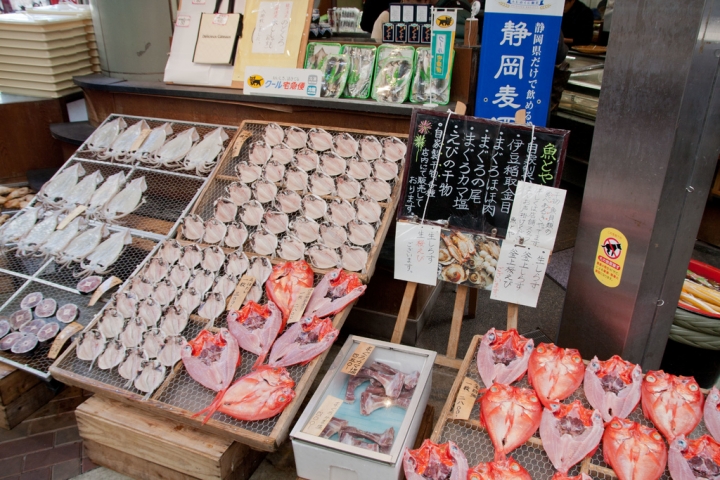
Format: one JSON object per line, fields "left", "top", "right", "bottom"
{"left": 557, "top": 0, "right": 720, "bottom": 370}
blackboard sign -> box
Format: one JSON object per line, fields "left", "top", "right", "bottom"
{"left": 397, "top": 110, "right": 569, "bottom": 238}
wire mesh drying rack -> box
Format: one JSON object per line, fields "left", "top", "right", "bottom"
{"left": 431, "top": 335, "right": 711, "bottom": 480}
{"left": 50, "top": 119, "right": 408, "bottom": 451}
{"left": 0, "top": 114, "right": 238, "bottom": 379}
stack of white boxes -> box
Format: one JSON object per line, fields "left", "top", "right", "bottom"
{"left": 0, "top": 6, "right": 94, "bottom": 98}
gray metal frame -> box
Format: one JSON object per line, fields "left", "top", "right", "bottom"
{"left": 558, "top": 0, "right": 720, "bottom": 369}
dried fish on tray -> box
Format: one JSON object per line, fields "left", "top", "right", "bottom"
{"left": 430, "top": 335, "right": 714, "bottom": 480}
{"left": 181, "top": 120, "right": 408, "bottom": 283}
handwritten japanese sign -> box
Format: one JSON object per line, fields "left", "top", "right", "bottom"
{"left": 490, "top": 243, "right": 549, "bottom": 308}
{"left": 252, "top": 1, "right": 292, "bottom": 55}
{"left": 341, "top": 342, "right": 375, "bottom": 375}
{"left": 474, "top": 0, "right": 563, "bottom": 126}
{"left": 227, "top": 275, "right": 256, "bottom": 311}
{"left": 288, "top": 287, "right": 314, "bottom": 324}
{"left": 398, "top": 110, "right": 568, "bottom": 239}
{"left": 505, "top": 181, "right": 566, "bottom": 250}
{"left": 452, "top": 376, "right": 480, "bottom": 420}
{"left": 394, "top": 221, "right": 441, "bottom": 286}
{"left": 302, "top": 395, "right": 344, "bottom": 436}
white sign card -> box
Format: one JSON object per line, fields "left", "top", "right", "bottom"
{"left": 252, "top": 1, "right": 292, "bottom": 54}
{"left": 403, "top": 4, "right": 414, "bottom": 22}
{"left": 505, "top": 181, "right": 567, "bottom": 250}
{"left": 490, "top": 243, "right": 549, "bottom": 308}
{"left": 390, "top": 4, "right": 402, "bottom": 22}
{"left": 394, "top": 222, "right": 441, "bottom": 286}
{"left": 243, "top": 66, "right": 322, "bottom": 97}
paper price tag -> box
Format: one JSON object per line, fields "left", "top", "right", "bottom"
{"left": 287, "top": 287, "right": 314, "bottom": 324}
{"left": 176, "top": 14, "right": 191, "bottom": 27}
{"left": 394, "top": 222, "right": 441, "bottom": 286}
{"left": 213, "top": 14, "right": 229, "bottom": 25}
{"left": 302, "top": 395, "right": 343, "bottom": 436}
{"left": 452, "top": 376, "right": 480, "bottom": 420}
{"left": 341, "top": 342, "right": 375, "bottom": 376}
{"left": 57, "top": 205, "right": 87, "bottom": 230}
{"left": 227, "top": 275, "right": 256, "bottom": 311}
{"left": 88, "top": 276, "right": 122, "bottom": 306}
{"left": 231, "top": 131, "right": 252, "bottom": 158}
{"left": 129, "top": 129, "right": 151, "bottom": 152}
{"left": 490, "top": 243, "right": 549, "bottom": 308}
{"left": 48, "top": 322, "right": 83, "bottom": 360}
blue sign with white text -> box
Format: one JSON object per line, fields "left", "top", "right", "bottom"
{"left": 474, "top": 0, "right": 562, "bottom": 126}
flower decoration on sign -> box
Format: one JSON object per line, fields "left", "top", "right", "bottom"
{"left": 418, "top": 120, "right": 432, "bottom": 135}
{"left": 413, "top": 135, "right": 426, "bottom": 162}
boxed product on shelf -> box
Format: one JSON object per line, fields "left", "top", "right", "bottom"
{"left": 291, "top": 335, "right": 436, "bottom": 480}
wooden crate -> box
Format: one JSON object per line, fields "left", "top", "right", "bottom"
{"left": 77, "top": 396, "right": 266, "bottom": 480}
{"left": 0, "top": 363, "right": 55, "bottom": 429}
{"left": 182, "top": 120, "right": 407, "bottom": 284}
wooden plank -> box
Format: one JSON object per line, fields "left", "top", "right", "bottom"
{"left": 76, "top": 396, "right": 233, "bottom": 480}
{"left": 431, "top": 335, "right": 480, "bottom": 442}
{"left": 0, "top": 363, "right": 41, "bottom": 406}
{"left": 84, "top": 439, "right": 196, "bottom": 480}
{"left": 0, "top": 381, "right": 56, "bottom": 430}
{"left": 433, "top": 355, "right": 463, "bottom": 370}
{"left": 412, "top": 405, "right": 436, "bottom": 449}
{"left": 507, "top": 303, "right": 519, "bottom": 330}
{"left": 446, "top": 285, "right": 468, "bottom": 359}
{"left": 391, "top": 281, "right": 418, "bottom": 344}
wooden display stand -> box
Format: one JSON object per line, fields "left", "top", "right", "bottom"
{"left": 77, "top": 396, "right": 266, "bottom": 480}
{"left": 0, "top": 363, "right": 56, "bottom": 429}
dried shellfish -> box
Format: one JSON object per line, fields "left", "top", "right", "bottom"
{"left": 308, "top": 244, "right": 340, "bottom": 269}
{"left": 302, "top": 194, "right": 328, "bottom": 220}
{"left": 202, "top": 217, "right": 227, "bottom": 244}
{"left": 276, "top": 189, "right": 302, "bottom": 214}
{"left": 320, "top": 222, "right": 348, "bottom": 249}
{"left": 214, "top": 197, "right": 237, "bottom": 223}
{"left": 227, "top": 182, "right": 252, "bottom": 206}
{"left": 240, "top": 200, "right": 264, "bottom": 226}
{"left": 249, "top": 141, "right": 272, "bottom": 165}
{"left": 290, "top": 216, "right": 321, "bottom": 243}
{"left": 250, "top": 229, "right": 278, "bottom": 256}
{"left": 262, "top": 210, "right": 289, "bottom": 235}
{"left": 310, "top": 171, "right": 336, "bottom": 196}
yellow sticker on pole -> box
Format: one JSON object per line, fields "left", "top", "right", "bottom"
{"left": 594, "top": 227, "right": 628, "bottom": 288}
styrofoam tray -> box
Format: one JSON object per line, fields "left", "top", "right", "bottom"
{"left": 0, "top": 25, "right": 86, "bottom": 41}
{"left": 0, "top": 52, "right": 90, "bottom": 67}
{"left": 0, "top": 67, "right": 93, "bottom": 84}
{"left": 1, "top": 43, "right": 88, "bottom": 59}
{"left": 0, "top": 32, "right": 88, "bottom": 50}
{"left": 0, "top": 59, "right": 91, "bottom": 76}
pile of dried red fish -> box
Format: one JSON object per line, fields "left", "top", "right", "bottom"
{"left": 404, "top": 328, "right": 720, "bottom": 480}
{"left": 181, "top": 123, "right": 406, "bottom": 272}
{"left": 181, "top": 262, "right": 364, "bottom": 424}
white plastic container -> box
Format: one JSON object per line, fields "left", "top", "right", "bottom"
{"left": 291, "top": 335, "right": 436, "bottom": 480}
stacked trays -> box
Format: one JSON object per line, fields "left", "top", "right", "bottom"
{"left": 0, "top": 114, "right": 237, "bottom": 378}
{"left": 432, "top": 335, "right": 711, "bottom": 480}
{"left": 181, "top": 120, "right": 408, "bottom": 283}
{"left": 50, "top": 120, "right": 409, "bottom": 451}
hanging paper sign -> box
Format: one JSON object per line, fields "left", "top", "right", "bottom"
{"left": 505, "top": 181, "right": 566, "bottom": 250}
{"left": 394, "top": 221, "right": 441, "bottom": 286}
{"left": 252, "top": 1, "right": 293, "bottom": 54}
{"left": 398, "top": 109, "right": 568, "bottom": 239}
{"left": 243, "top": 66, "right": 322, "bottom": 98}
{"left": 474, "top": 0, "right": 563, "bottom": 126}
{"left": 490, "top": 243, "right": 549, "bottom": 307}
{"left": 431, "top": 9, "right": 457, "bottom": 79}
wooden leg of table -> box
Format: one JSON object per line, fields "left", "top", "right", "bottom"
{"left": 507, "top": 303, "right": 519, "bottom": 330}
{"left": 465, "top": 287, "right": 478, "bottom": 319}
{"left": 446, "top": 285, "right": 468, "bottom": 359}
{"left": 391, "top": 281, "right": 418, "bottom": 344}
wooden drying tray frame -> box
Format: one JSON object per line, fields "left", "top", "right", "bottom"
{"left": 431, "top": 335, "right": 712, "bottom": 480}
{"left": 185, "top": 119, "right": 408, "bottom": 284}
{"left": 50, "top": 291, "right": 356, "bottom": 453}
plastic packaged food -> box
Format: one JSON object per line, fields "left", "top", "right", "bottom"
{"left": 341, "top": 45, "right": 377, "bottom": 99}
{"left": 371, "top": 45, "right": 416, "bottom": 104}
{"left": 305, "top": 42, "right": 342, "bottom": 70}
{"left": 410, "top": 47, "right": 453, "bottom": 105}
{"left": 320, "top": 54, "right": 350, "bottom": 98}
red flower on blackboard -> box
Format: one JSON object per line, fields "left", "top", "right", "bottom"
{"left": 418, "top": 120, "right": 432, "bottom": 135}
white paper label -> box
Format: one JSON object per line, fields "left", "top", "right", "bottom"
{"left": 176, "top": 14, "right": 191, "bottom": 27}
{"left": 394, "top": 222, "right": 440, "bottom": 286}
{"left": 252, "top": 1, "right": 293, "bottom": 54}
{"left": 490, "top": 243, "right": 549, "bottom": 308}
{"left": 192, "top": 0, "right": 206, "bottom": 4}
{"left": 213, "top": 13, "right": 229, "bottom": 25}
{"left": 389, "top": 4, "right": 402, "bottom": 22}
{"left": 415, "top": 5, "right": 429, "bottom": 23}
{"left": 244, "top": 66, "right": 322, "bottom": 98}
{"left": 505, "top": 181, "right": 566, "bottom": 250}
{"left": 403, "top": 5, "right": 414, "bottom": 22}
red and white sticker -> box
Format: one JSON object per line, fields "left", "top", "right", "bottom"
{"left": 176, "top": 14, "right": 191, "bottom": 27}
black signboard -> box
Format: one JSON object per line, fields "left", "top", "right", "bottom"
{"left": 397, "top": 110, "right": 569, "bottom": 238}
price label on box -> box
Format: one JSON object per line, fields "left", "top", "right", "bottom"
{"left": 341, "top": 342, "right": 375, "bottom": 376}
{"left": 452, "top": 376, "right": 479, "bottom": 420}
{"left": 303, "top": 395, "right": 344, "bottom": 436}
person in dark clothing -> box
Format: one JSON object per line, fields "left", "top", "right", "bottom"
{"left": 562, "top": 0, "right": 594, "bottom": 46}
{"left": 361, "top": 0, "right": 391, "bottom": 33}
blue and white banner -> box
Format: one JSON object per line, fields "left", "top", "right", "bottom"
{"left": 474, "top": 0, "right": 563, "bottom": 126}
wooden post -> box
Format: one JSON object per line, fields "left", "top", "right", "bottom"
{"left": 390, "top": 281, "right": 418, "bottom": 344}
{"left": 507, "top": 303, "right": 519, "bottom": 330}
{"left": 465, "top": 287, "right": 478, "bottom": 319}
{"left": 446, "top": 285, "right": 468, "bottom": 359}
{"left": 464, "top": 19, "right": 479, "bottom": 47}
